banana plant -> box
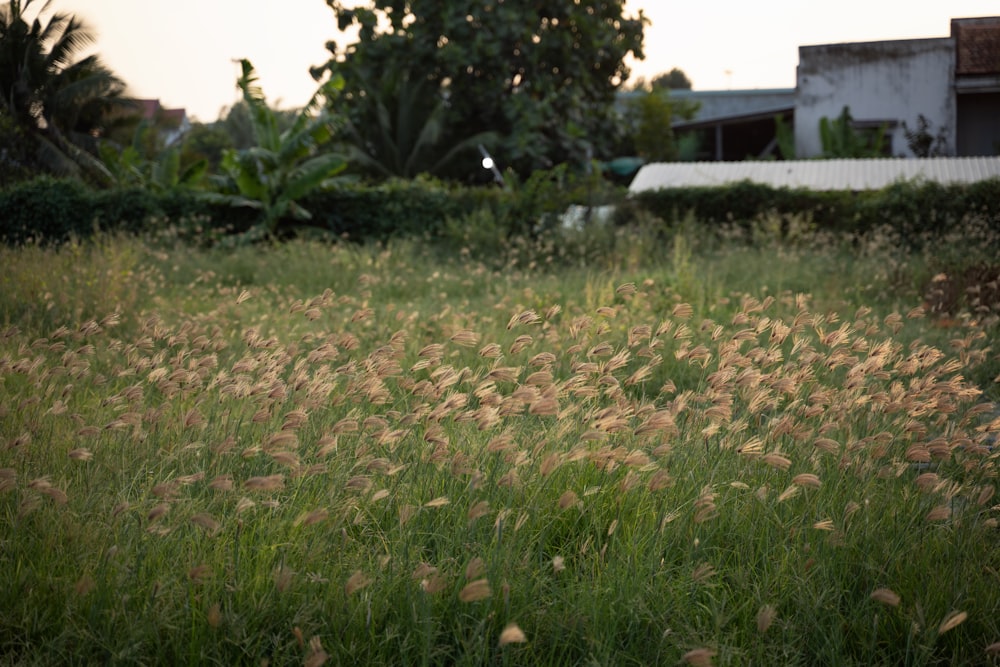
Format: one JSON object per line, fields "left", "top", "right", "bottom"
{"left": 819, "top": 106, "right": 887, "bottom": 158}
{"left": 99, "top": 120, "right": 208, "bottom": 191}
{"left": 206, "top": 59, "right": 347, "bottom": 241}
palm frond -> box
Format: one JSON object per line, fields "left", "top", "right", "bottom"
{"left": 177, "top": 158, "right": 208, "bottom": 188}
{"left": 236, "top": 59, "right": 280, "bottom": 152}
{"left": 281, "top": 152, "right": 346, "bottom": 203}
{"left": 43, "top": 14, "right": 95, "bottom": 71}
{"left": 426, "top": 130, "right": 500, "bottom": 177}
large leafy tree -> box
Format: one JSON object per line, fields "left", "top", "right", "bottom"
{"left": 315, "top": 0, "right": 646, "bottom": 178}
{"left": 0, "top": 0, "right": 128, "bottom": 181}
{"left": 651, "top": 67, "right": 693, "bottom": 91}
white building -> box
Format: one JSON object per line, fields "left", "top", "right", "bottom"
{"left": 795, "top": 17, "right": 1000, "bottom": 158}
{"left": 795, "top": 38, "right": 956, "bottom": 158}
{"left": 652, "top": 16, "right": 999, "bottom": 163}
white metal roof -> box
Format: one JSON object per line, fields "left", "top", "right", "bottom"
{"left": 628, "top": 157, "right": 1000, "bottom": 192}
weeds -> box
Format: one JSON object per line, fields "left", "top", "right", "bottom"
{"left": 1, "top": 220, "right": 998, "bottom": 665}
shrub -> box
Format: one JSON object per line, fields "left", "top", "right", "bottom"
{"left": 5, "top": 173, "right": 999, "bottom": 251}
{"left": 0, "top": 177, "right": 94, "bottom": 244}
{"left": 630, "top": 178, "right": 1000, "bottom": 243}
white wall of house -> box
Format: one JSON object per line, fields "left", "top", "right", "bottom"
{"left": 795, "top": 38, "right": 956, "bottom": 158}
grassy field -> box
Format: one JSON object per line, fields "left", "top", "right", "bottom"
{"left": 1, "top": 221, "right": 999, "bottom": 665}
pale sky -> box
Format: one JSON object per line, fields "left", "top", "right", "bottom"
{"left": 53, "top": 0, "right": 999, "bottom": 122}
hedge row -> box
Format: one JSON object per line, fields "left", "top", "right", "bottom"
{"left": 0, "top": 178, "right": 248, "bottom": 245}
{"left": 3, "top": 175, "right": 999, "bottom": 246}
{"left": 0, "top": 177, "right": 514, "bottom": 245}
{"left": 629, "top": 178, "right": 1000, "bottom": 237}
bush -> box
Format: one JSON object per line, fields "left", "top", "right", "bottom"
{"left": 91, "top": 187, "right": 163, "bottom": 234}
{"left": 299, "top": 177, "right": 471, "bottom": 240}
{"left": 0, "top": 177, "right": 94, "bottom": 244}
{"left": 5, "top": 173, "right": 999, "bottom": 250}
{"left": 0, "top": 179, "right": 258, "bottom": 246}
{"left": 630, "top": 178, "right": 1000, "bottom": 243}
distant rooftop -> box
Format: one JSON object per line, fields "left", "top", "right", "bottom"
{"left": 136, "top": 99, "right": 187, "bottom": 126}
{"left": 629, "top": 157, "right": 1000, "bottom": 192}
{"left": 662, "top": 88, "right": 795, "bottom": 126}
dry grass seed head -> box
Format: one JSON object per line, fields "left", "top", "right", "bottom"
{"left": 345, "top": 570, "right": 371, "bottom": 595}
{"left": 682, "top": 648, "right": 717, "bottom": 666}
{"left": 926, "top": 505, "right": 951, "bottom": 521}
{"left": 757, "top": 604, "right": 777, "bottom": 633}
{"left": 777, "top": 485, "right": 799, "bottom": 503}
{"left": 693, "top": 489, "right": 717, "bottom": 523}
{"left": 938, "top": 610, "right": 968, "bottom": 634}
{"left": 558, "top": 490, "right": 581, "bottom": 510}
{"left": 304, "top": 636, "right": 329, "bottom": 667}
{"left": 870, "top": 588, "right": 901, "bottom": 607}
{"left": 244, "top": 475, "right": 284, "bottom": 492}
{"left": 206, "top": 602, "right": 222, "bottom": 628}
{"left": 297, "top": 508, "right": 329, "bottom": 526}
{"left": 208, "top": 475, "right": 234, "bottom": 491}
{"left": 762, "top": 453, "right": 792, "bottom": 470}
{"left": 498, "top": 623, "right": 528, "bottom": 646}
{"left": 190, "top": 513, "right": 221, "bottom": 535}
{"left": 792, "top": 473, "right": 821, "bottom": 489}
{"left": 692, "top": 562, "right": 715, "bottom": 582}
{"left": 465, "top": 557, "right": 486, "bottom": 580}
{"left": 459, "top": 578, "right": 491, "bottom": 602}
{"left": 187, "top": 564, "right": 212, "bottom": 583}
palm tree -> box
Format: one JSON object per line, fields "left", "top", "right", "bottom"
{"left": 0, "top": 0, "right": 128, "bottom": 180}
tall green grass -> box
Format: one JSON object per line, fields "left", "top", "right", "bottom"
{"left": 1, "top": 221, "right": 998, "bottom": 665}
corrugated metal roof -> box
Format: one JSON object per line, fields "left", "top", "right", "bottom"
{"left": 628, "top": 157, "right": 1000, "bottom": 192}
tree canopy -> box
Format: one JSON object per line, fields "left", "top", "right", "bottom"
{"left": 314, "top": 0, "right": 646, "bottom": 179}
{"left": 0, "top": 0, "right": 128, "bottom": 181}
{"left": 651, "top": 67, "right": 692, "bottom": 91}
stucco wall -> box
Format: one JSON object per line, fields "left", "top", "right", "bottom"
{"left": 795, "top": 38, "right": 956, "bottom": 157}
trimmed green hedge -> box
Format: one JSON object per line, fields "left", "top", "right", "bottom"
{"left": 3, "top": 175, "right": 999, "bottom": 246}
{"left": 0, "top": 178, "right": 254, "bottom": 245}
{"left": 629, "top": 178, "right": 1000, "bottom": 238}
{"left": 299, "top": 179, "right": 491, "bottom": 240}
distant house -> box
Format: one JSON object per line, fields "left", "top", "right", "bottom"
{"left": 633, "top": 16, "right": 1000, "bottom": 163}
{"left": 134, "top": 99, "right": 190, "bottom": 146}
{"left": 668, "top": 88, "right": 794, "bottom": 161}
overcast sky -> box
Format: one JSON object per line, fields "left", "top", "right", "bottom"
{"left": 53, "top": 0, "right": 999, "bottom": 122}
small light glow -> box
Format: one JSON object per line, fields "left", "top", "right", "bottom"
{"left": 482, "top": 157, "right": 495, "bottom": 170}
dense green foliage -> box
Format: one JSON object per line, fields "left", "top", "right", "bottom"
{"left": 631, "top": 178, "right": 1000, "bottom": 240}
{"left": 0, "top": 0, "right": 128, "bottom": 182}
{"left": 315, "top": 0, "right": 646, "bottom": 178}
{"left": 99, "top": 121, "right": 209, "bottom": 192}
{"left": 0, "top": 177, "right": 249, "bottom": 244}
{"left": 204, "top": 60, "right": 348, "bottom": 242}
{"left": 618, "top": 89, "right": 700, "bottom": 163}
{"left": 819, "top": 106, "right": 888, "bottom": 158}
{"left": 333, "top": 68, "right": 499, "bottom": 180}
{"left": 6, "top": 172, "right": 1000, "bottom": 253}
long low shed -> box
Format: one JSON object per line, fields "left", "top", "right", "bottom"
{"left": 628, "top": 157, "right": 1000, "bottom": 192}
